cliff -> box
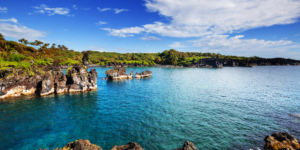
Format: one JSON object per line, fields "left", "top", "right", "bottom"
{"left": 0, "top": 53, "right": 97, "bottom": 99}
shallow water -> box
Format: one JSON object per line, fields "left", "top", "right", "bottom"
{"left": 1, "top": 66, "right": 300, "bottom": 150}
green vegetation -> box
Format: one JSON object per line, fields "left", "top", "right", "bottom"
{"left": 0, "top": 32, "right": 263, "bottom": 73}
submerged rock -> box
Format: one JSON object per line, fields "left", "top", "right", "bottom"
{"left": 174, "top": 141, "right": 198, "bottom": 150}
{"left": 105, "top": 67, "right": 133, "bottom": 80}
{"left": 264, "top": 132, "right": 300, "bottom": 150}
{"left": 135, "top": 70, "right": 152, "bottom": 78}
{"left": 39, "top": 139, "right": 102, "bottom": 150}
{"left": 111, "top": 142, "right": 144, "bottom": 150}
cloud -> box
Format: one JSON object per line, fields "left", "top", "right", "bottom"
{"left": 140, "top": 36, "right": 161, "bottom": 41}
{"left": 89, "top": 46, "right": 107, "bottom": 52}
{"left": 72, "top": 5, "right": 78, "bottom": 10}
{"left": 0, "top": 18, "right": 18, "bottom": 24}
{"left": 0, "top": 19, "right": 45, "bottom": 40}
{"left": 97, "top": 7, "right": 111, "bottom": 11}
{"left": 188, "top": 35, "right": 300, "bottom": 59}
{"left": 168, "top": 42, "right": 186, "bottom": 47}
{"left": 102, "top": 27, "right": 145, "bottom": 37}
{"left": 96, "top": 21, "right": 107, "bottom": 26}
{"left": 295, "top": 33, "right": 300, "bottom": 36}
{"left": 103, "top": 0, "right": 300, "bottom": 37}
{"left": 33, "top": 4, "right": 71, "bottom": 16}
{"left": 114, "top": 8, "right": 129, "bottom": 14}
{"left": 0, "top": 6, "right": 7, "bottom": 13}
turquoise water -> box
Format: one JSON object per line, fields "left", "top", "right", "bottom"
{"left": 1, "top": 66, "right": 300, "bottom": 150}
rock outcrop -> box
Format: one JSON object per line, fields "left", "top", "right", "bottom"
{"left": 82, "top": 52, "right": 89, "bottom": 66}
{"left": 135, "top": 70, "right": 152, "bottom": 78}
{"left": 111, "top": 142, "right": 144, "bottom": 150}
{"left": 105, "top": 67, "right": 133, "bottom": 80}
{"left": 264, "top": 132, "right": 300, "bottom": 150}
{"left": 174, "top": 141, "right": 198, "bottom": 150}
{"left": 39, "top": 139, "right": 102, "bottom": 150}
{"left": 0, "top": 57, "right": 97, "bottom": 99}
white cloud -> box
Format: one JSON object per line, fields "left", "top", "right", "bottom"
{"left": 33, "top": 4, "right": 71, "bottom": 16}
{"left": 0, "top": 22, "right": 45, "bottom": 41}
{"left": 140, "top": 36, "right": 161, "bottom": 41}
{"left": 73, "top": 5, "right": 78, "bottom": 10}
{"left": 0, "top": 6, "right": 8, "bottom": 13}
{"left": 295, "top": 33, "right": 300, "bottom": 36}
{"left": 102, "top": 27, "right": 145, "bottom": 37}
{"left": 97, "top": 7, "right": 111, "bottom": 11}
{"left": 168, "top": 42, "right": 186, "bottom": 47}
{"left": 188, "top": 35, "right": 300, "bottom": 59}
{"left": 0, "top": 18, "right": 18, "bottom": 24}
{"left": 103, "top": 0, "right": 300, "bottom": 38}
{"left": 114, "top": 8, "right": 128, "bottom": 14}
{"left": 96, "top": 21, "right": 107, "bottom": 26}
{"left": 89, "top": 46, "right": 107, "bottom": 52}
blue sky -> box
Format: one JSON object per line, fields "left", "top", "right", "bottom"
{"left": 1, "top": 0, "right": 300, "bottom": 59}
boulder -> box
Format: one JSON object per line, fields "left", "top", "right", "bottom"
{"left": 39, "top": 139, "right": 102, "bottom": 150}
{"left": 174, "top": 141, "right": 198, "bottom": 150}
{"left": 264, "top": 132, "right": 300, "bottom": 150}
{"left": 111, "top": 142, "right": 143, "bottom": 150}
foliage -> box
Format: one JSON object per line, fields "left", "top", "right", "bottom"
{"left": 0, "top": 33, "right": 264, "bottom": 69}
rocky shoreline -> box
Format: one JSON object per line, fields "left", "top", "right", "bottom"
{"left": 0, "top": 53, "right": 97, "bottom": 100}
{"left": 64, "top": 57, "right": 300, "bottom": 69}
{"left": 37, "top": 132, "right": 300, "bottom": 150}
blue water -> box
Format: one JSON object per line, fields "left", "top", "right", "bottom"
{"left": 1, "top": 66, "right": 300, "bottom": 150}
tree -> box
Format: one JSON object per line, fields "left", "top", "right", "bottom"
{"left": 18, "top": 38, "right": 25, "bottom": 44}
{"left": 51, "top": 43, "right": 56, "bottom": 49}
{"left": 62, "top": 45, "right": 68, "bottom": 51}
{"left": 132, "top": 54, "right": 136, "bottom": 60}
{"left": 35, "top": 40, "right": 43, "bottom": 50}
{"left": 0, "top": 33, "right": 5, "bottom": 41}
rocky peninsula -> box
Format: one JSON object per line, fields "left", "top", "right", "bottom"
{"left": 37, "top": 132, "right": 300, "bottom": 150}
{"left": 105, "top": 67, "right": 152, "bottom": 80}
{"left": 0, "top": 53, "right": 97, "bottom": 99}
{"left": 95, "top": 57, "right": 300, "bottom": 68}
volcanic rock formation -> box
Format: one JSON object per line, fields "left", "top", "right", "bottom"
{"left": 174, "top": 141, "right": 198, "bottom": 150}
{"left": 111, "top": 142, "right": 144, "bottom": 150}
{"left": 264, "top": 132, "right": 300, "bottom": 150}
{"left": 135, "top": 70, "right": 152, "bottom": 78}
{"left": 0, "top": 54, "right": 97, "bottom": 99}
{"left": 39, "top": 139, "right": 103, "bottom": 150}
{"left": 82, "top": 52, "right": 89, "bottom": 66}
{"left": 105, "top": 67, "right": 133, "bottom": 80}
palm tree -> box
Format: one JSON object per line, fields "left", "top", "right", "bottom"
{"left": 18, "top": 38, "right": 25, "bottom": 44}
{"left": 51, "top": 43, "right": 56, "bottom": 49}
{"left": 62, "top": 45, "right": 68, "bottom": 51}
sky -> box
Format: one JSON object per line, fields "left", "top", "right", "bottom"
{"left": 1, "top": 0, "right": 300, "bottom": 59}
